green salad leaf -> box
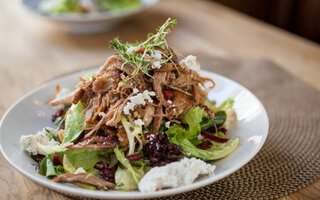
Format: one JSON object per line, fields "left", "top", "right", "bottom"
{"left": 39, "top": 147, "right": 111, "bottom": 177}
{"left": 40, "top": 0, "right": 80, "bottom": 13}
{"left": 200, "top": 116, "right": 214, "bottom": 130}
{"left": 114, "top": 147, "right": 145, "bottom": 191}
{"left": 166, "top": 103, "right": 239, "bottom": 161}
{"left": 182, "top": 107, "right": 207, "bottom": 137}
{"left": 214, "top": 111, "right": 227, "bottom": 126}
{"left": 39, "top": 157, "right": 56, "bottom": 177}
{"left": 63, "top": 102, "right": 86, "bottom": 144}
{"left": 175, "top": 137, "right": 239, "bottom": 161}
{"left": 64, "top": 148, "right": 111, "bottom": 172}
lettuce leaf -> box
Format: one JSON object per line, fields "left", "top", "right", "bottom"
{"left": 166, "top": 125, "right": 239, "bottom": 161}
{"left": 182, "top": 107, "right": 206, "bottom": 137}
{"left": 176, "top": 137, "right": 239, "bottom": 161}
{"left": 64, "top": 148, "right": 111, "bottom": 172}
{"left": 114, "top": 147, "right": 145, "bottom": 191}
{"left": 63, "top": 102, "right": 86, "bottom": 144}
{"left": 39, "top": 147, "right": 111, "bottom": 177}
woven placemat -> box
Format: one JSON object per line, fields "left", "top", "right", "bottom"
{"left": 155, "top": 57, "right": 320, "bottom": 200}
{"left": 65, "top": 57, "right": 320, "bottom": 200}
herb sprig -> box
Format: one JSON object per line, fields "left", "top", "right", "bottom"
{"left": 110, "top": 18, "right": 178, "bottom": 79}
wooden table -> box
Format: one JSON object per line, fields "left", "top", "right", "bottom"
{"left": 0, "top": 0, "right": 319, "bottom": 199}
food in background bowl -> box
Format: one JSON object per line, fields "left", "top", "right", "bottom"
{"left": 39, "top": 0, "right": 142, "bottom": 14}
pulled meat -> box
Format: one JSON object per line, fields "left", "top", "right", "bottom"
{"left": 70, "top": 136, "right": 117, "bottom": 149}
{"left": 53, "top": 46, "right": 214, "bottom": 149}
{"left": 53, "top": 173, "right": 115, "bottom": 190}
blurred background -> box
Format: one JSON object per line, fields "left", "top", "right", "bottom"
{"left": 213, "top": 0, "right": 320, "bottom": 43}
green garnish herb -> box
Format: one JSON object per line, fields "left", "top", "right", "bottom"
{"left": 110, "top": 18, "right": 178, "bottom": 79}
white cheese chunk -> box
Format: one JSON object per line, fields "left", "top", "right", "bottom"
{"left": 152, "top": 61, "right": 161, "bottom": 69}
{"left": 180, "top": 55, "right": 201, "bottom": 72}
{"left": 150, "top": 50, "right": 162, "bottom": 60}
{"left": 126, "top": 46, "right": 138, "bottom": 55}
{"left": 138, "top": 158, "right": 215, "bottom": 193}
{"left": 165, "top": 121, "right": 171, "bottom": 128}
{"left": 20, "top": 127, "right": 60, "bottom": 155}
{"left": 134, "top": 119, "right": 145, "bottom": 126}
{"left": 123, "top": 90, "right": 156, "bottom": 115}
{"left": 132, "top": 88, "right": 139, "bottom": 94}
{"left": 74, "top": 167, "right": 86, "bottom": 174}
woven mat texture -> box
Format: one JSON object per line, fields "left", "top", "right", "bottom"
{"left": 156, "top": 57, "right": 320, "bottom": 200}
{"left": 69, "top": 57, "right": 320, "bottom": 200}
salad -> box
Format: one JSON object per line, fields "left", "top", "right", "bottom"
{"left": 39, "top": 0, "right": 141, "bottom": 14}
{"left": 20, "top": 18, "right": 239, "bottom": 192}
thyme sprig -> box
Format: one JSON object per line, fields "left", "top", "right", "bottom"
{"left": 110, "top": 18, "right": 178, "bottom": 80}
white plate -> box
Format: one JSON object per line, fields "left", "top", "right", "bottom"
{"left": 0, "top": 69, "right": 268, "bottom": 199}
{"left": 21, "top": 0, "right": 159, "bottom": 34}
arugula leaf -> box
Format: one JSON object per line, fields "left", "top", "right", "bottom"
{"left": 39, "top": 156, "right": 57, "bottom": 177}
{"left": 214, "top": 111, "right": 227, "bottom": 126}
{"left": 200, "top": 116, "right": 214, "bottom": 130}
{"left": 63, "top": 102, "right": 86, "bottom": 144}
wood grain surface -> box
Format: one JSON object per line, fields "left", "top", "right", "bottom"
{"left": 0, "top": 0, "right": 319, "bottom": 199}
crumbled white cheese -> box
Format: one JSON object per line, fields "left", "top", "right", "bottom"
{"left": 126, "top": 46, "right": 138, "bottom": 55}
{"left": 186, "top": 152, "right": 191, "bottom": 156}
{"left": 123, "top": 90, "right": 156, "bottom": 115}
{"left": 197, "top": 134, "right": 204, "bottom": 141}
{"left": 150, "top": 50, "right": 162, "bottom": 60}
{"left": 152, "top": 61, "right": 161, "bottom": 69}
{"left": 132, "top": 88, "right": 139, "bottom": 94}
{"left": 98, "top": 112, "right": 106, "bottom": 117}
{"left": 138, "top": 158, "right": 215, "bottom": 193}
{"left": 20, "top": 127, "right": 60, "bottom": 155}
{"left": 142, "top": 90, "right": 156, "bottom": 103}
{"left": 130, "top": 93, "right": 146, "bottom": 105}
{"left": 180, "top": 55, "right": 201, "bottom": 72}
{"left": 167, "top": 100, "right": 172, "bottom": 104}
{"left": 165, "top": 121, "right": 171, "bottom": 128}
{"left": 123, "top": 102, "right": 136, "bottom": 115}
{"left": 74, "top": 167, "right": 86, "bottom": 174}
{"left": 134, "top": 119, "right": 145, "bottom": 126}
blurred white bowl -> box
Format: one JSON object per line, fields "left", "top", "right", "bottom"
{"left": 21, "top": 0, "right": 159, "bottom": 34}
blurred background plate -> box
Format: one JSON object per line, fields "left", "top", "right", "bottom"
{"left": 21, "top": 0, "right": 159, "bottom": 34}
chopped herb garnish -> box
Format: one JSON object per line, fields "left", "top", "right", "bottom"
{"left": 110, "top": 18, "right": 178, "bottom": 79}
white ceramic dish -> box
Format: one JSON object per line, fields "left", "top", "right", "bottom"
{"left": 21, "top": 0, "right": 159, "bottom": 33}
{"left": 0, "top": 68, "right": 268, "bottom": 199}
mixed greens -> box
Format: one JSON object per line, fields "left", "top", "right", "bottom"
{"left": 20, "top": 19, "right": 239, "bottom": 192}
{"left": 39, "top": 0, "right": 141, "bottom": 14}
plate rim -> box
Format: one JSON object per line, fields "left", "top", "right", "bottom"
{"left": 0, "top": 69, "right": 269, "bottom": 199}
